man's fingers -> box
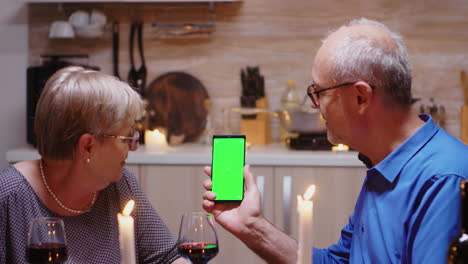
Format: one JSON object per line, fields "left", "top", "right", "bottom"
{"left": 243, "top": 164, "right": 256, "bottom": 191}
{"left": 202, "top": 191, "right": 217, "bottom": 201}
{"left": 203, "top": 166, "right": 212, "bottom": 177}
{"left": 202, "top": 200, "right": 215, "bottom": 213}
{"left": 203, "top": 179, "right": 213, "bottom": 190}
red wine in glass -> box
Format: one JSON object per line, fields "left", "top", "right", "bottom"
{"left": 178, "top": 212, "right": 219, "bottom": 264}
{"left": 26, "top": 243, "right": 68, "bottom": 264}
{"left": 27, "top": 217, "right": 68, "bottom": 264}
{"left": 178, "top": 242, "right": 218, "bottom": 264}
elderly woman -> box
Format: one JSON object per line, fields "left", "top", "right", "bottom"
{"left": 0, "top": 66, "right": 188, "bottom": 263}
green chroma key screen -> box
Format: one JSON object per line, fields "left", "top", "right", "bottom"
{"left": 212, "top": 135, "right": 245, "bottom": 202}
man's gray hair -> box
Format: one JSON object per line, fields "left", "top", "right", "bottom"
{"left": 326, "top": 18, "right": 412, "bottom": 106}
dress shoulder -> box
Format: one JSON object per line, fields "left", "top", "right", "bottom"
{"left": 122, "top": 166, "right": 138, "bottom": 184}
{"left": 0, "top": 166, "right": 26, "bottom": 202}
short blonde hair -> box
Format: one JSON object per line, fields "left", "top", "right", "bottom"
{"left": 35, "top": 66, "right": 143, "bottom": 160}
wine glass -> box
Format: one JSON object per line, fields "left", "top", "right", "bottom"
{"left": 177, "top": 212, "right": 219, "bottom": 264}
{"left": 26, "top": 217, "right": 68, "bottom": 264}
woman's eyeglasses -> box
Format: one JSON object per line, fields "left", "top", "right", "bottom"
{"left": 101, "top": 130, "right": 140, "bottom": 151}
{"left": 306, "top": 82, "right": 356, "bottom": 108}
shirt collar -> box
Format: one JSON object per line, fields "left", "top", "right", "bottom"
{"left": 359, "top": 114, "right": 439, "bottom": 183}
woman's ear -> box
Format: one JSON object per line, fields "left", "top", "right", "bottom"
{"left": 353, "top": 81, "right": 373, "bottom": 114}
{"left": 77, "top": 133, "right": 95, "bottom": 160}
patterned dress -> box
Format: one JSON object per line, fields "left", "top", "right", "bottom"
{"left": 0, "top": 166, "right": 180, "bottom": 263}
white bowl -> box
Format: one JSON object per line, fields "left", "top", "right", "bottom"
{"left": 49, "top": 21, "right": 75, "bottom": 39}
{"left": 90, "top": 9, "right": 107, "bottom": 26}
{"left": 74, "top": 23, "right": 104, "bottom": 38}
{"left": 69, "top": 10, "right": 90, "bottom": 27}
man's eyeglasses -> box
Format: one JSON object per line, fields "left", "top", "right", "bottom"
{"left": 306, "top": 82, "right": 356, "bottom": 108}
{"left": 101, "top": 130, "right": 140, "bottom": 151}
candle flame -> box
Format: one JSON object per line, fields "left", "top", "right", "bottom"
{"left": 338, "top": 144, "right": 348, "bottom": 151}
{"left": 123, "top": 200, "right": 135, "bottom": 216}
{"left": 332, "top": 144, "right": 349, "bottom": 151}
{"left": 303, "top": 185, "right": 316, "bottom": 200}
{"left": 152, "top": 129, "right": 161, "bottom": 136}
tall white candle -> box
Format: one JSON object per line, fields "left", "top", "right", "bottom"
{"left": 144, "top": 129, "right": 168, "bottom": 152}
{"left": 118, "top": 200, "right": 136, "bottom": 264}
{"left": 297, "top": 185, "right": 315, "bottom": 264}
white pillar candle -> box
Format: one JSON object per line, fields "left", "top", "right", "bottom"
{"left": 118, "top": 200, "right": 136, "bottom": 264}
{"left": 144, "top": 129, "right": 168, "bottom": 152}
{"left": 297, "top": 185, "right": 315, "bottom": 264}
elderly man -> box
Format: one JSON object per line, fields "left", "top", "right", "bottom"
{"left": 202, "top": 18, "right": 468, "bottom": 263}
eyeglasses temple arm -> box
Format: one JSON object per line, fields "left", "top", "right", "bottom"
{"left": 301, "top": 94, "right": 310, "bottom": 107}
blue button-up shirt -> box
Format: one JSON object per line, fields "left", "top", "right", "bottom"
{"left": 313, "top": 115, "right": 468, "bottom": 263}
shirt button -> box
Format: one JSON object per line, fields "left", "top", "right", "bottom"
{"left": 361, "top": 226, "right": 365, "bottom": 233}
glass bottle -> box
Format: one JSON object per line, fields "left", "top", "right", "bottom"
{"left": 447, "top": 179, "right": 468, "bottom": 263}
{"left": 280, "top": 80, "right": 301, "bottom": 111}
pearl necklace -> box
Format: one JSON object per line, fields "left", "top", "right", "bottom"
{"left": 39, "top": 159, "right": 97, "bottom": 214}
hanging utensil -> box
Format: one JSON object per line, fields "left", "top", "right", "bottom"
{"left": 127, "top": 21, "right": 139, "bottom": 92}
{"left": 112, "top": 21, "right": 120, "bottom": 79}
{"left": 152, "top": 23, "right": 215, "bottom": 37}
{"left": 135, "top": 21, "right": 147, "bottom": 97}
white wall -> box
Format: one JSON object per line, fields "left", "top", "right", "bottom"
{"left": 0, "top": 1, "right": 28, "bottom": 169}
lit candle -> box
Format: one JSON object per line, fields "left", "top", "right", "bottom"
{"left": 144, "top": 129, "right": 168, "bottom": 152}
{"left": 297, "top": 185, "right": 315, "bottom": 264}
{"left": 118, "top": 200, "right": 136, "bottom": 264}
{"left": 332, "top": 144, "right": 349, "bottom": 152}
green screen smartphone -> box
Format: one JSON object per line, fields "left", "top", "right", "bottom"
{"left": 211, "top": 135, "right": 246, "bottom": 203}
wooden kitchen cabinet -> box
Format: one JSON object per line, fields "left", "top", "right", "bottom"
{"left": 139, "top": 165, "right": 207, "bottom": 232}
{"left": 273, "top": 166, "right": 366, "bottom": 249}
{"left": 138, "top": 165, "right": 274, "bottom": 264}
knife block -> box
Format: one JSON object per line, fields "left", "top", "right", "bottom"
{"left": 461, "top": 105, "right": 468, "bottom": 144}
{"left": 240, "top": 97, "right": 271, "bottom": 145}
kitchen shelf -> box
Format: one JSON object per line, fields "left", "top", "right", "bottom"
{"left": 25, "top": 0, "right": 240, "bottom": 2}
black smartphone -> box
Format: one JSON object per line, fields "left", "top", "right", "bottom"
{"left": 211, "top": 135, "right": 246, "bottom": 203}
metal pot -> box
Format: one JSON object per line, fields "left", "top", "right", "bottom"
{"left": 274, "top": 108, "right": 326, "bottom": 134}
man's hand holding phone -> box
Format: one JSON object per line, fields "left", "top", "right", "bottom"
{"left": 202, "top": 164, "right": 263, "bottom": 237}
{"left": 204, "top": 135, "right": 263, "bottom": 236}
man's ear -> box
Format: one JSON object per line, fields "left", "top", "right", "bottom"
{"left": 353, "top": 81, "right": 373, "bottom": 114}
{"left": 77, "top": 133, "right": 96, "bottom": 160}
